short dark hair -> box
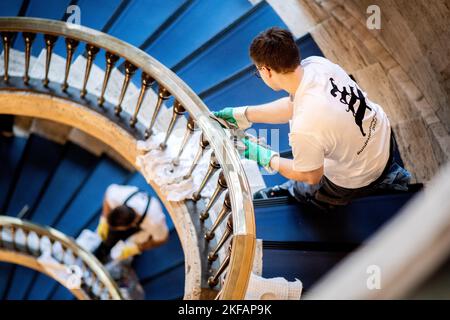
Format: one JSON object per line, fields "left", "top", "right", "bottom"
{"left": 249, "top": 27, "right": 300, "bottom": 73}
{"left": 107, "top": 205, "right": 137, "bottom": 228}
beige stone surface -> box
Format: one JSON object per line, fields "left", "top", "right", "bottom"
{"left": 311, "top": 17, "right": 370, "bottom": 74}
{"left": 266, "top": 0, "right": 316, "bottom": 38}
{"left": 67, "top": 128, "right": 106, "bottom": 157}
{"left": 278, "top": 0, "right": 450, "bottom": 182}
{"left": 355, "top": 63, "right": 419, "bottom": 125}
{"left": 427, "top": 122, "right": 450, "bottom": 167}
{"left": 13, "top": 115, "right": 33, "bottom": 137}
{"left": 393, "top": 118, "right": 440, "bottom": 183}
{"left": 347, "top": 0, "right": 450, "bottom": 133}
{"left": 298, "top": 0, "right": 329, "bottom": 23}
{"left": 30, "top": 119, "right": 72, "bottom": 145}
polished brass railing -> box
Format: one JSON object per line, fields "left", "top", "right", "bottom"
{"left": 0, "top": 17, "right": 255, "bottom": 299}
{"left": 0, "top": 216, "right": 122, "bottom": 300}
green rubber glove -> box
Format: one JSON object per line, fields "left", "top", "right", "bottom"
{"left": 242, "top": 138, "right": 278, "bottom": 169}
{"left": 213, "top": 107, "right": 252, "bottom": 129}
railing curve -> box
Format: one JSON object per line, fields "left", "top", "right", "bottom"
{"left": 0, "top": 216, "right": 122, "bottom": 300}
{"left": 0, "top": 17, "right": 255, "bottom": 299}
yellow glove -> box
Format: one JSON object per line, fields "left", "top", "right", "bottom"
{"left": 119, "top": 244, "right": 141, "bottom": 260}
{"left": 96, "top": 217, "right": 109, "bottom": 241}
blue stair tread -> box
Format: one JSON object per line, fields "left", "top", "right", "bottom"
{"left": 0, "top": 262, "right": 11, "bottom": 299}
{"left": 262, "top": 248, "right": 348, "bottom": 289}
{"left": 176, "top": 2, "right": 287, "bottom": 93}
{"left": 0, "top": 2, "right": 22, "bottom": 16}
{"left": 26, "top": 272, "right": 63, "bottom": 300}
{"left": 108, "top": 0, "right": 186, "bottom": 48}
{"left": 74, "top": 0, "right": 122, "bottom": 30}
{"left": 142, "top": 263, "right": 185, "bottom": 300}
{"left": 255, "top": 191, "right": 417, "bottom": 244}
{"left": 133, "top": 231, "right": 184, "bottom": 280}
{"left": 30, "top": 143, "right": 99, "bottom": 225}
{"left": 54, "top": 156, "right": 130, "bottom": 236}
{"left": 0, "top": 136, "right": 27, "bottom": 211}
{"left": 94, "top": 0, "right": 186, "bottom": 73}
{"left": 6, "top": 266, "right": 33, "bottom": 300}
{"left": 5, "top": 134, "right": 64, "bottom": 217}
{"left": 50, "top": 285, "right": 75, "bottom": 300}
{"left": 147, "top": 0, "right": 252, "bottom": 68}
{"left": 14, "top": 0, "right": 72, "bottom": 55}
{"left": 52, "top": 0, "right": 123, "bottom": 57}
{"left": 28, "top": 157, "right": 130, "bottom": 300}
{"left": 0, "top": 137, "right": 27, "bottom": 298}
{"left": 6, "top": 143, "right": 99, "bottom": 300}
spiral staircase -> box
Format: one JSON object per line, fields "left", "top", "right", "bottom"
{"left": 0, "top": 0, "right": 423, "bottom": 300}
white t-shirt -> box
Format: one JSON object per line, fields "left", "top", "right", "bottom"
{"left": 104, "top": 184, "right": 169, "bottom": 245}
{"left": 289, "top": 56, "right": 391, "bottom": 189}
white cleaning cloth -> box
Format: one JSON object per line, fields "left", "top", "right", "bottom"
{"left": 245, "top": 272, "right": 303, "bottom": 300}
{"left": 37, "top": 251, "right": 83, "bottom": 290}
{"left": 137, "top": 130, "right": 216, "bottom": 201}
{"left": 136, "top": 129, "right": 267, "bottom": 202}
{"left": 76, "top": 229, "right": 102, "bottom": 253}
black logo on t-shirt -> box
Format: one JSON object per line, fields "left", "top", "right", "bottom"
{"left": 329, "top": 77, "right": 378, "bottom": 155}
{"left": 329, "top": 77, "right": 372, "bottom": 137}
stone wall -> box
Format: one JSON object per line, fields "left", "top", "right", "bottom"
{"left": 269, "top": 0, "right": 450, "bottom": 183}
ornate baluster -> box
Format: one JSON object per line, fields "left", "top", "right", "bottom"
{"left": 208, "top": 241, "right": 232, "bottom": 287}
{"left": 91, "top": 279, "right": 102, "bottom": 299}
{"left": 43, "top": 34, "right": 58, "bottom": 87}
{"left": 129, "top": 72, "right": 153, "bottom": 126}
{"left": 9, "top": 226, "right": 16, "bottom": 251}
{"left": 80, "top": 44, "right": 99, "bottom": 98}
{"left": 160, "top": 100, "right": 185, "bottom": 150}
{"left": 172, "top": 116, "right": 196, "bottom": 166}
{"left": 100, "top": 287, "right": 111, "bottom": 300}
{"left": 144, "top": 86, "right": 171, "bottom": 138}
{"left": 22, "top": 32, "right": 36, "bottom": 84}
{"left": 200, "top": 171, "right": 227, "bottom": 221}
{"left": 115, "top": 61, "right": 138, "bottom": 116}
{"left": 205, "top": 192, "right": 231, "bottom": 241}
{"left": 1, "top": 32, "right": 13, "bottom": 82}
{"left": 27, "top": 231, "right": 40, "bottom": 256}
{"left": 96, "top": 281, "right": 107, "bottom": 300}
{"left": 98, "top": 52, "right": 119, "bottom": 106}
{"left": 14, "top": 227, "right": 28, "bottom": 253}
{"left": 208, "top": 215, "right": 233, "bottom": 263}
{"left": 87, "top": 273, "right": 97, "bottom": 298}
{"left": 192, "top": 152, "right": 221, "bottom": 201}
{"left": 61, "top": 38, "right": 79, "bottom": 91}
{"left": 184, "top": 132, "right": 210, "bottom": 179}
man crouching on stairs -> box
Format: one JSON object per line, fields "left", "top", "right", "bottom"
{"left": 93, "top": 184, "right": 169, "bottom": 299}
{"left": 214, "top": 27, "right": 411, "bottom": 211}
{"left": 94, "top": 184, "right": 169, "bottom": 262}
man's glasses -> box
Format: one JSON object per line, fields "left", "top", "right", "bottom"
{"left": 253, "top": 66, "right": 269, "bottom": 79}
{"left": 253, "top": 67, "right": 261, "bottom": 79}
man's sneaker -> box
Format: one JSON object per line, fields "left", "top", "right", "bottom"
{"left": 253, "top": 185, "right": 292, "bottom": 200}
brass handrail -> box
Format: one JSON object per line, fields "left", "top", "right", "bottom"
{"left": 0, "top": 216, "right": 122, "bottom": 300}
{"left": 0, "top": 17, "right": 255, "bottom": 299}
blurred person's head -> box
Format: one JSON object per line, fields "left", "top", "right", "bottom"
{"left": 107, "top": 205, "right": 137, "bottom": 230}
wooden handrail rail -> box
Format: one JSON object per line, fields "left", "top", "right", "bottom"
{"left": 0, "top": 216, "right": 122, "bottom": 300}
{"left": 0, "top": 17, "right": 256, "bottom": 299}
